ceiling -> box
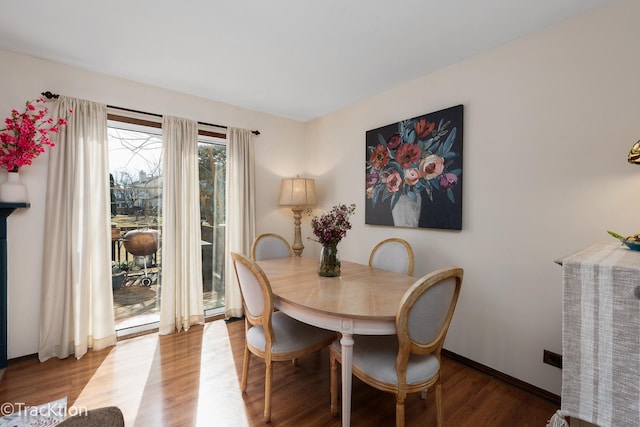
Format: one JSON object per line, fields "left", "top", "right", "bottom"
{"left": 0, "top": 0, "right": 615, "bottom": 122}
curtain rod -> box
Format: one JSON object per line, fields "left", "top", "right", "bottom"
{"left": 41, "top": 91, "right": 260, "bottom": 135}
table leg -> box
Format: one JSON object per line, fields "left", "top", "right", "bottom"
{"left": 340, "top": 332, "right": 354, "bottom": 427}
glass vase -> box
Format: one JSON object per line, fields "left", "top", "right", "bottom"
{"left": 318, "top": 244, "right": 341, "bottom": 277}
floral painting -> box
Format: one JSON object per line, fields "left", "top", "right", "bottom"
{"left": 365, "top": 104, "right": 463, "bottom": 230}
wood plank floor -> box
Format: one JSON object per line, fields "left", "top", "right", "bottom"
{"left": 0, "top": 319, "right": 558, "bottom": 426}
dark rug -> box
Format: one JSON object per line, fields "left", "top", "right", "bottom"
{"left": 113, "top": 285, "right": 156, "bottom": 306}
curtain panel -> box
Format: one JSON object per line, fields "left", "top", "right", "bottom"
{"left": 39, "top": 97, "right": 116, "bottom": 361}
{"left": 224, "top": 128, "right": 256, "bottom": 319}
{"left": 159, "top": 116, "right": 204, "bottom": 334}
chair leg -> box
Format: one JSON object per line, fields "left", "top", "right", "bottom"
{"left": 395, "top": 393, "right": 406, "bottom": 427}
{"left": 241, "top": 345, "right": 250, "bottom": 392}
{"left": 264, "top": 361, "right": 273, "bottom": 422}
{"left": 330, "top": 349, "right": 339, "bottom": 417}
{"left": 435, "top": 382, "right": 443, "bottom": 427}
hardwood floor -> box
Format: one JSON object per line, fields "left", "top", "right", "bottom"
{"left": 0, "top": 319, "right": 558, "bottom": 426}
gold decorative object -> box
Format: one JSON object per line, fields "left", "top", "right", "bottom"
{"left": 628, "top": 140, "right": 640, "bottom": 164}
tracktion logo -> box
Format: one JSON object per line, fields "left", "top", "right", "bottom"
{"left": 1, "top": 401, "right": 88, "bottom": 418}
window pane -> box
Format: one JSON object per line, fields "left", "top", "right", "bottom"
{"left": 199, "top": 141, "right": 226, "bottom": 312}
{"left": 109, "top": 125, "right": 163, "bottom": 330}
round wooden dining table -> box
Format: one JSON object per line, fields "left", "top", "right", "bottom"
{"left": 256, "top": 256, "right": 416, "bottom": 427}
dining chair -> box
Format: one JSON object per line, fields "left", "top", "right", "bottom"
{"left": 250, "top": 233, "right": 294, "bottom": 260}
{"left": 330, "top": 266, "right": 463, "bottom": 427}
{"left": 230, "top": 252, "right": 337, "bottom": 422}
{"left": 369, "top": 238, "right": 415, "bottom": 276}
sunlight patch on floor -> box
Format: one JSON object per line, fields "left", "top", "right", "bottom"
{"left": 195, "top": 321, "right": 250, "bottom": 427}
{"left": 71, "top": 334, "right": 158, "bottom": 425}
{"left": 61, "top": 320, "right": 250, "bottom": 426}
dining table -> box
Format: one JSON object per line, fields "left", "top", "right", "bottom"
{"left": 255, "top": 256, "right": 417, "bottom": 427}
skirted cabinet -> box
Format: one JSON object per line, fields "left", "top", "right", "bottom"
{"left": 559, "top": 242, "right": 640, "bottom": 427}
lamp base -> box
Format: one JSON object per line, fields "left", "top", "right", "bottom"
{"left": 291, "top": 207, "right": 304, "bottom": 256}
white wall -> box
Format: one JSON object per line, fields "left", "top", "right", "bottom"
{"left": 2, "top": 0, "right": 638, "bottom": 397}
{"left": 304, "top": 0, "right": 640, "bottom": 394}
{"left": 0, "top": 48, "right": 306, "bottom": 358}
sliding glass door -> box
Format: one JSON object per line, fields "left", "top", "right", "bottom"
{"left": 108, "top": 123, "right": 163, "bottom": 331}
{"left": 108, "top": 119, "right": 227, "bottom": 333}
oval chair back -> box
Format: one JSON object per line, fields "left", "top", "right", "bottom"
{"left": 369, "top": 238, "right": 415, "bottom": 276}
{"left": 250, "top": 233, "right": 294, "bottom": 260}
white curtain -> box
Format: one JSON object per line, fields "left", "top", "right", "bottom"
{"left": 159, "top": 116, "right": 204, "bottom": 334}
{"left": 224, "top": 128, "right": 256, "bottom": 319}
{"left": 39, "top": 97, "right": 115, "bottom": 361}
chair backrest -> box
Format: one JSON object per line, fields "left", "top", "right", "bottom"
{"left": 369, "top": 238, "right": 415, "bottom": 276}
{"left": 231, "top": 252, "right": 274, "bottom": 334}
{"left": 251, "top": 233, "right": 294, "bottom": 260}
{"left": 396, "top": 266, "right": 463, "bottom": 362}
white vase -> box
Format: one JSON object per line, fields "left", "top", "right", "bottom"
{"left": 391, "top": 193, "right": 421, "bottom": 227}
{"left": 0, "top": 171, "right": 28, "bottom": 203}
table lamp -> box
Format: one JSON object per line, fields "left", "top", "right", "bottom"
{"left": 279, "top": 177, "right": 316, "bottom": 256}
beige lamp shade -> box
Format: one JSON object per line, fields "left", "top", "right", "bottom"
{"left": 278, "top": 178, "right": 317, "bottom": 207}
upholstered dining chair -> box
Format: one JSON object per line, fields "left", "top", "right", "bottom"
{"left": 369, "top": 238, "right": 415, "bottom": 276}
{"left": 250, "top": 233, "right": 294, "bottom": 260}
{"left": 231, "top": 252, "right": 336, "bottom": 422}
{"left": 330, "top": 266, "right": 463, "bottom": 427}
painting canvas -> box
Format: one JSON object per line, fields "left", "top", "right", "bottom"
{"left": 365, "top": 104, "right": 463, "bottom": 230}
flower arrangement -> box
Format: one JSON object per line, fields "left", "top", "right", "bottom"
{"left": 0, "top": 97, "right": 72, "bottom": 172}
{"left": 366, "top": 115, "right": 461, "bottom": 210}
{"left": 310, "top": 203, "right": 356, "bottom": 247}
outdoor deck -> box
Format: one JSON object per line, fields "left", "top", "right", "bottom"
{"left": 112, "top": 227, "right": 225, "bottom": 331}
